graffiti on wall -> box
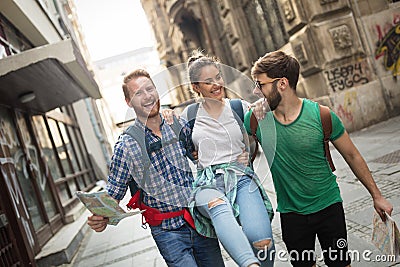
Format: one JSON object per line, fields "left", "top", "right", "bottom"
{"left": 0, "top": 119, "right": 18, "bottom": 150}
{"left": 0, "top": 159, "right": 35, "bottom": 248}
{"left": 0, "top": 119, "right": 35, "bottom": 248}
{"left": 335, "top": 91, "right": 357, "bottom": 123}
{"left": 17, "top": 115, "right": 49, "bottom": 192}
{"left": 375, "top": 15, "right": 400, "bottom": 77}
{"left": 324, "top": 61, "right": 370, "bottom": 92}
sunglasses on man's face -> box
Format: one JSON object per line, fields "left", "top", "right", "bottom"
{"left": 254, "top": 77, "right": 282, "bottom": 90}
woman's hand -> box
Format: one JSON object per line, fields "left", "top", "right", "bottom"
{"left": 191, "top": 150, "right": 198, "bottom": 160}
{"left": 161, "top": 109, "right": 177, "bottom": 125}
{"left": 249, "top": 98, "right": 269, "bottom": 121}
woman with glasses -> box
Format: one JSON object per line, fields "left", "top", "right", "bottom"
{"left": 181, "top": 51, "right": 275, "bottom": 267}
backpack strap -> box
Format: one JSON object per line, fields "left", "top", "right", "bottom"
{"left": 229, "top": 99, "right": 244, "bottom": 123}
{"left": 249, "top": 112, "right": 260, "bottom": 163}
{"left": 169, "top": 115, "right": 195, "bottom": 161}
{"left": 319, "top": 105, "right": 336, "bottom": 172}
{"left": 186, "top": 102, "right": 200, "bottom": 131}
{"left": 249, "top": 112, "right": 259, "bottom": 139}
{"left": 185, "top": 103, "right": 200, "bottom": 162}
{"left": 124, "top": 124, "right": 151, "bottom": 197}
{"left": 229, "top": 99, "right": 259, "bottom": 165}
{"left": 169, "top": 116, "right": 183, "bottom": 138}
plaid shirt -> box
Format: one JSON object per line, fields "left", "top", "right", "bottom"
{"left": 107, "top": 114, "right": 194, "bottom": 229}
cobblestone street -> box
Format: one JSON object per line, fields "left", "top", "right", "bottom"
{"left": 67, "top": 116, "right": 400, "bottom": 267}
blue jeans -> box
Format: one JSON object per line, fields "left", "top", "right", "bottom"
{"left": 150, "top": 223, "right": 224, "bottom": 267}
{"left": 196, "top": 175, "right": 275, "bottom": 267}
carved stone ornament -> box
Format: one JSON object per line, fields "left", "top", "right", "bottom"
{"left": 282, "top": 0, "right": 295, "bottom": 22}
{"left": 293, "top": 42, "right": 308, "bottom": 65}
{"left": 224, "top": 18, "right": 239, "bottom": 45}
{"left": 329, "top": 24, "right": 352, "bottom": 50}
{"left": 232, "top": 45, "right": 247, "bottom": 70}
{"left": 218, "top": 0, "right": 230, "bottom": 17}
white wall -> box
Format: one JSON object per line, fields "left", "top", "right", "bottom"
{"left": 73, "top": 99, "right": 108, "bottom": 179}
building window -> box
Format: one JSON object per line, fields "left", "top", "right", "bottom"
{"left": 47, "top": 118, "right": 73, "bottom": 176}
{"left": 32, "top": 108, "right": 96, "bottom": 209}
{"left": 32, "top": 116, "right": 62, "bottom": 180}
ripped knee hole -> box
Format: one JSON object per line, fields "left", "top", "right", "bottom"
{"left": 253, "top": 239, "right": 272, "bottom": 250}
{"left": 207, "top": 198, "right": 225, "bottom": 208}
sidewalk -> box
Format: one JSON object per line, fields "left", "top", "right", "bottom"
{"left": 64, "top": 116, "right": 400, "bottom": 267}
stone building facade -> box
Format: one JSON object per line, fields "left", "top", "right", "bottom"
{"left": 141, "top": 0, "right": 400, "bottom": 131}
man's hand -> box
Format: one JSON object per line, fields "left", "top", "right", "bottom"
{"left": 87, "top": 215, "right": 109, "bottom": 232}
{"left": 161, "top": 109, "right": 177, "bottom": 125}
{"left": 373, "top": 195, "right": 393, "bottom": 221}
{"left": 249, "top": 98, "right": 269, "bottom": 120}
{"left": 236, "top": 149, "right": 249, "bottom": 166}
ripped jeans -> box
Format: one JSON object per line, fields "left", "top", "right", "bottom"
{"left": 195, "top": 175, "right": 275, "bottom": 267}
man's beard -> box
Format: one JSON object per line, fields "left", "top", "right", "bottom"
{"left": 136, "top": 100, "right": 160, "bottom": 120}
{"left": 266, "top": 82, "right": 281, "bottom": 111}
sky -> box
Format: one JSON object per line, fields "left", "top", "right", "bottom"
{"left": 73, "top": 0, "right": 165, "bottom": 129}
{"left": 74, "top": 0, "right": 155, "bottom": 61}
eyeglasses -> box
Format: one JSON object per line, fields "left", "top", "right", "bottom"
{"left": 202, "top": 72, "right": 223, "bottom": 85}
{"left": 254, "top": 77, "right": 282, "bottom": 90}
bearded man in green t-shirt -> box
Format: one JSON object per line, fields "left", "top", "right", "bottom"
{"left": 244, "top": 50, "right": 393, "bottom": 267}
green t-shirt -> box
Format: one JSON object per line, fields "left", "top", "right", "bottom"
{"left": 244, "top": 99, "right": 345, "bottom": 214}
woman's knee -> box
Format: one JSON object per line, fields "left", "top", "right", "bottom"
{"left": 253, "top": 238, "right": 272, "bottom": 250}
{"left": 196, "top": 196, "right": 227, "bottom": 218}
{"left": 208, "top": 198, "right": 225, "bottom": 208}
{"left": 195, "top": 188, "right": 224, "bottom": 207}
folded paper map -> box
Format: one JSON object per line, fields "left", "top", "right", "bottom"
{"left": 76, "top": 190, "right": 142, "bottom": 225}
{"left": 371, "top": 211, "right": 400, "bottom": 257}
